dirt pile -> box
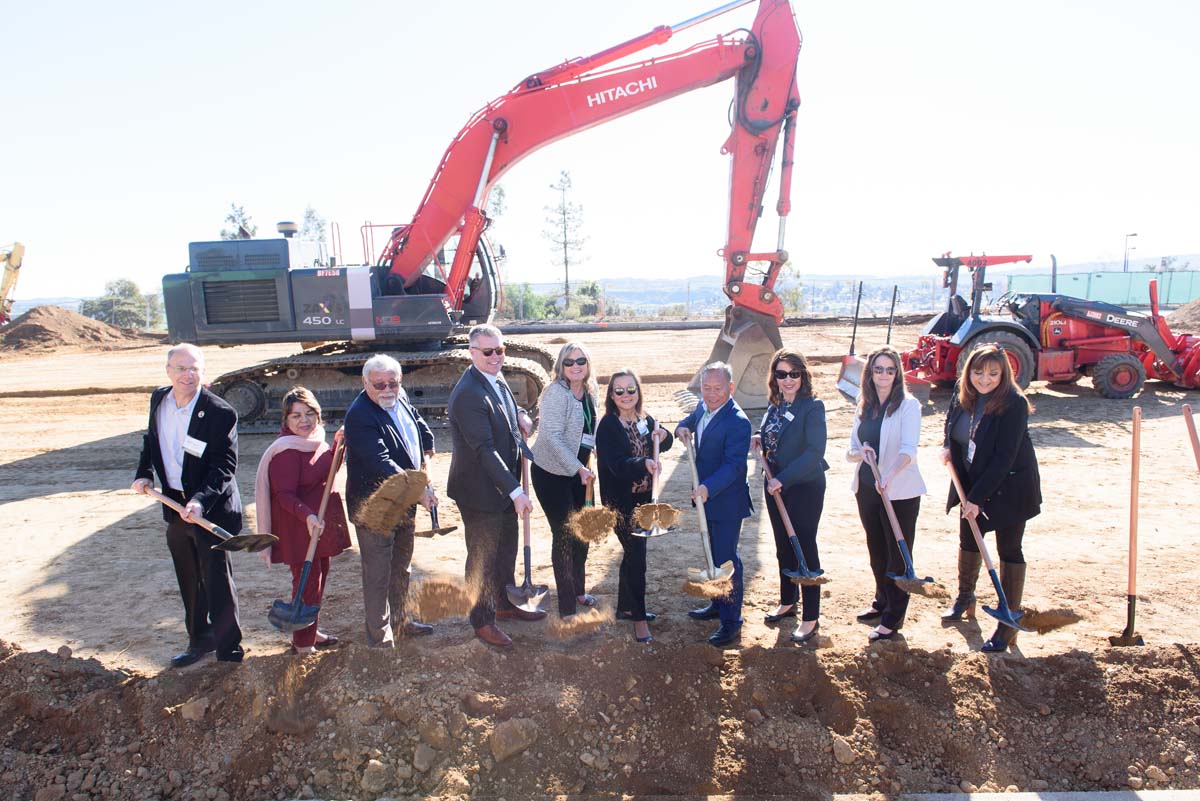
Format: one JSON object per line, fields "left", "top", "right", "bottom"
{"left": 1169, "top": 295, "right": 1200, "bottom": 333}
{"left": 0, "top": 305, "right": 156, "bottom": 352}
{"left": 2, "top": 636, "right": 1198, "bottom": 800}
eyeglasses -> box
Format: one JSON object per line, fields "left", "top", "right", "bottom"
{"left": 612, "top": 386, "right": 638, "bottom": 396}
{"left": 370, "top": 380, "right": 400, "bottom": 391}
{"left": 169, "top": 365, "right": 201, "bottom": 374}
{"left": 471, "top": 345, "right": 506, "bottom": 357}
{"left": 562, "top": 357, "right": 588, "bottom": 367}
{"left": 774, "top": 369, "right": 803, "bottom": 380}
{"left": 872, "top": 366, "right": 898, "bottom": 375}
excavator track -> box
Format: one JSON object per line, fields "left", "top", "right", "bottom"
{"left": 211, "top": 343, "right": 549, "bottom": 433}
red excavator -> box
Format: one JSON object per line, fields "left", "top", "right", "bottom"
{"left": 900, "top": 253, "right": 1200, "bottom": 398}
{"left": 163, "top": 0, "right": 802, "bottom": 424}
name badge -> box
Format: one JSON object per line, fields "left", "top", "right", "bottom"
{"left": 581, "top": 433, "right": 596, "bottom": 450}
{"left": 783, "top": 411, "right": 795, "bottom": 422}
{"left": 966, "top": 440, "right": 976, "bottom": 464}
{"left": 183, "top": 435, "right": 207, "bottom": 458}
{"left": 636, "top": 420, "right": 649, "bottom": 436}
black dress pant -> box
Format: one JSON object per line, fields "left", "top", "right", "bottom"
{"left": 531, "top": 463, "right": 589, "bottom": 616}
{"left": 959, "top": 519, "right": 1026, "bottom": 564}
{"left": 461, "top": 506, "right": 520, "bottom": 630}
{"left": 763, "top": 477, "right": 824, "bottom": 622}
{"left": 613, "top": 490, "right": 651, "bottom": 621}
{"left": 165, "top": 515, "right": 242, "bottom": 656}
{"left": 855, "top": 488, "right": 921, "bottom": 630}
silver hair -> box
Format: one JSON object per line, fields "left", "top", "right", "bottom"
{"left": 468, "top": 323, "right": 504, "bottom": 345}
{"left": 551, "top": 341, "right": 599, "bottom": 396}
{"left": 701, "top": 361, "right": 734, "bottom": 383}
{"left": 166, "top": 343, "right": 204, "bottom": 364}
{"left": 361, "top": 354, "right": 402, "bottom": 379}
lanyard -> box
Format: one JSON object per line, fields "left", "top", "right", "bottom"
{"left": 581, "top": 393, "right": 594, "bottom": 435}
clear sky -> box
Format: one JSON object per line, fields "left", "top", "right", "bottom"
{"left": 3, "top": 1, "right": 1198, "bottom": 300}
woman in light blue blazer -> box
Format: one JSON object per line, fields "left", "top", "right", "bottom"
{"left": 847, "top": 346, "right": 926, "bottom": 643}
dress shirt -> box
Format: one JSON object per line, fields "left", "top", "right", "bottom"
{"left": 383, "top": 398, "right": 420, "bottom": 467}
{"left": 156, "top": 389, "right": 201, "bottom": 491}
{"left": 697, "top": 406, "right": 715, "bottom": 447}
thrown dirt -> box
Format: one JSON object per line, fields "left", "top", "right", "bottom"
{"left": 569, "top": 506, "right": 618, "bottom": 544}
{"left": 0, "top": 305, "right": 157, "bottom": 352}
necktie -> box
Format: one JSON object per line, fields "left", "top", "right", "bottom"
{"left": 697, "top": 408, "right": 712, "bottom": 446}
{"left": 497, "top": 379, "right": 519, "bottom": 432}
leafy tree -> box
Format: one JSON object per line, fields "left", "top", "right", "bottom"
{"left": 301, "top": 205, "right": 326, "bottom": 242}
{"left": 80, "top": 279, "right": 163, "bottom": 329}
{"left": 220, "top": 203, "right": 256, "bottom": 240}
{"left": 486, "top": 184, "right": 507, "bottom": 219}
{"left": 542, "top": 171, "right": 587, "bottom": 305}
{"left": 500, "top": 283, "right": 550, "bottom": 320}
{"left": 777, "top": 262, "right": 806, "bottom": 316}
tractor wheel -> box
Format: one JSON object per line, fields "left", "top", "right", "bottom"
{"left": 217, "top": 379, "right": 267, "bottom": 423}
{"left": 956, "top": 331, "right": 1036, "bottom": 389}
{"left": 1093, "top": 353, "right": 1146, "bottom": 399}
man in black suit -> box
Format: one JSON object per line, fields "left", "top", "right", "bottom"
{"left": 447, "top": 324, "right": 540, "bottom": 648}
{"left": 344, "top": 354, "right": 437, "bottom": 648}
{"left": 132, "top": 344, "right": 244, "bottom": 667}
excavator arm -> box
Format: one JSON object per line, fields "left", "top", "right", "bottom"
{"left": 379, "top": 0, "right": 801, "bottom": 406}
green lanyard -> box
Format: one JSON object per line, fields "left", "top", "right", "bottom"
{"left": 581, "top": 394, "right": 594, "bottom": 435}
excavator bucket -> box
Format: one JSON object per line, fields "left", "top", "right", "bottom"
{"left": 690, "top": 306, "right": 783, "bottom": 412}
{"left": 836, "top": 356, "right": 865, "bottom": 401}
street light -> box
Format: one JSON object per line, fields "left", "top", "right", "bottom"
{"left": 1123, "top": 232, "right": 1138, "bottom": 273}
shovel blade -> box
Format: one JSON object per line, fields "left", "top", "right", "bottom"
{"left": 505, "top": 581, "right": 548, "bottom": 612}
{"left": 689, "top": 560, "right": 735, "bottom": 583}
{"left": 267, "top": 600, "right": 320, "bottom": 633}
{"left": 630, "top": 524, "right": 671, "bottom": 539}
{"left": 414, "top": 525, "right": 459, "bottom": 538}
{"left": 982, "top": 603, "right": 1032, "bottom": 633}
{"left": 212, "top": 533, "right": 278, "bottom": 553}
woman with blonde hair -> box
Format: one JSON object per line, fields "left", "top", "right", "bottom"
{"left": 939, "top": 344, "right": 1042, "bottom": 652}
{"left": 531, "top": 341, "right": 601, "bottom": 617}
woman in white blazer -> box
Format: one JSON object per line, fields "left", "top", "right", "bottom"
{"left": 846, "top": 346, "right": 927, "bottom": 643}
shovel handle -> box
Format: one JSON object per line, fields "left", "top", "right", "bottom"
{"left": 757, "top": 450, "right": 799, "bottom": 542}
{"left": 142, "top": 487, "right": 233, "bottom": 541}
{"left": 1184, "top": 404, "right": 1200, "bottom": 476}
{"left": 862, "top": 450, "right": 908, "bottom": 548}
{"left": 683, "top": 435, "right": 718, "bottom": 575}
{"left": 520, "top": 454, "right": 533, "bottom": 547}
{"left": 304, "top": 435, "right": 346, "bottom": 564}
{"left": 944, "top": 462, "right": 998, "bottom": 575}
{"left": 1128, "top": 406, "right": 1141, "bottom": 597}
{"left": 650, "top": 423, "right": 662, "bottom": 502}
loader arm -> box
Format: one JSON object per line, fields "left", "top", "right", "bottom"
{"left": 379, "top": 0, "right": 801, "bottom": 332}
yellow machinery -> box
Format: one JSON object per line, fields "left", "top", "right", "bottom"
{"left": 1, "top": 242, "right": 24, "bottom": 325}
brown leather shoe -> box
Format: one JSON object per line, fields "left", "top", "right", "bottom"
{"left": 474, "top": 624, "right": 513, "bottom": 648}
{"left": 399, "top": 621, "right": 433, "bottom": 637}
{"left": 496, "top": 607, "right": 547, "bottom": 622}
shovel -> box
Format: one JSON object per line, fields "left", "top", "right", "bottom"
{"left": 945, "top": 462, "right": 1029, "bottom": 633}
{"left": 505, "top": 454, "right": 549, "bottom": 612}
{"left": 756, "top": 449, "right": 827, "bottom": 586}
{"left": 268, "top": 436, "right": 345, "bottom": 632}
{"left": 143, "top": 487, "right": 277, "bottom": 552}
{"left": 570, "top": 455, "right": 617, "bottom": 543}
{"left": 414, "top": 459, "right": 458, "bottom": 538}
{"left": 1110, "top": 406, "right": 1145, "bottom": 647}
{"left": 862, "top": 449, "right": 943, "bottom": 598}
{"left": 682, "top": 435, "right": 735, "bottom": 584}
{"left": 836, "top": 281, "right": 866, "bottom": 400}
{"left": 632, "top": 424, "right": 679, "bottom": 538}
{"left": 1184, "top": 404, "right": 1200, "bottom": 476}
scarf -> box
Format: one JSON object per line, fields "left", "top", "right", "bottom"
{"left": 254, "top": 424, "right": 329, "bottom": 537}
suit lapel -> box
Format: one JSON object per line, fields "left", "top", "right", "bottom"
{"left": 698, "top": 400, "right": 732, "bottom": 455}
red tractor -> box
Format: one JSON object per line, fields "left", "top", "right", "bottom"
{"left": 901, "top": 253, "right": 1200, "bottom": 398}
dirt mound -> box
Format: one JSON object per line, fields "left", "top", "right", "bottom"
{"left": 0, "top": 305, "right": 155, "bottom": 352}
{"left": 1, "top": 636, "right": 1198, "bottom": 799}
{"left": 1169, "top": 295, "right": 1200, "bottom": 333}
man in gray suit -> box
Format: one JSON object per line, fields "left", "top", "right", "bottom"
{"left": 447, "top": 324, "right": 541, "bottom": 647}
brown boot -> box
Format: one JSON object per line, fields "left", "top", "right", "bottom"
{"left": 981, "top": 561, "right": 1026, "bottom": 652}
{"left": 942, "top": 549, "right": 982, "bottom": 621}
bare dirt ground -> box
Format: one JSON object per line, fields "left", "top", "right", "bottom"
{"left": 1, "top": 321, "right": 1199, "bottom": 801}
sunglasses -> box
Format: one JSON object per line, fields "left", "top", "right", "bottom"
{"left": 612, "top": 386, "right": 638, "bottom": 396}
{"left": 774, "top": 369, "right": 803, "bottom": 380}
{"left": 370, "top": 380, "right": 400, "bottom": 391}
{"left": 872, "top": 366, "right": 898, "bottom": 375}
{"left": 471, "top": 345, "right": 506, "bottom": 357}
{"left": 562, "top": 357, "right": 588, "bottom": 367}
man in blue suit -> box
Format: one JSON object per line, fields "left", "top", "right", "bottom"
{"left": 675, "top": 361, "right": 753, "bottom": 647}
{"left": 345, "top": 354, "right": 436, "bottom": 647}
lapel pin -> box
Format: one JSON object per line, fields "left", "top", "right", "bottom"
{"left": 197, "top": 410, "right": 205, "bottom": 418}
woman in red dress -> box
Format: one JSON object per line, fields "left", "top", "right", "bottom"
{"left": 255, "top": 387, "right": 351, "bottom": 654}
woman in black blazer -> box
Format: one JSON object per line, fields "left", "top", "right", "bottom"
{"left": 596, "top": 368, "right": 672, "bottom": 644}
{"left": 752, "top": 348, "right": 829, "bottom": 644}
{"left": 939, "top": 343, "right": 1042, "bottom": 652}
